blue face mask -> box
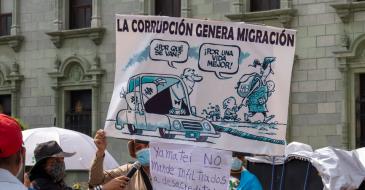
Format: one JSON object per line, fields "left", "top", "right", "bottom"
{"left": 231, "top": 157, "right": 243, "bottom": 171}
{"left": 136, "top": 148, "right": 150, "bottom": 166}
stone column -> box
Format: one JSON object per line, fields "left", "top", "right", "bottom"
{"left": 8, "top": 62, "right": 22, "bottom": 118}
{"left": 232, "top": 0, "right": 245, "bottom": 14}
{"left": 91, "top": 0, "right": 102, "bottom": 28}
{"left": 10, "top": 89, "right": 18, "bottom": 117}
{"left": 181, "top": 0, "right": 191, "bottom": 18}
{"left": 280, "top": 0, "right": 291, "bottom": 9}
{"left": 52, "top": 87, "right": 61, "bottom": 127}
{"left": 338, "top": 60, "right": 349, "bottom": 149}
{"left": 92, "top": 85, "right": 99, "bottom": 135}
{"left": 53, "top": 0, "right": 63, "bottom": 31}
{"left": 139, "top": 0, "right": 154, "bottom": 15}
{"left": 10, "top": 0, "right": 20, "bottom": 35}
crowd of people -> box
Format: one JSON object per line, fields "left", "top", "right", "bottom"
{"left": 0, "top": 114, "right": 262, "bottom": 190}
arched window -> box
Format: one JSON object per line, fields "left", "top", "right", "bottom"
{"left": 49, "top": 56, "right": 104, "bottom": 136}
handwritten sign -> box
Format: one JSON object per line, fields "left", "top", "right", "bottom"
{"left": 150, "top": 142, "right": 232, "bottom": 190}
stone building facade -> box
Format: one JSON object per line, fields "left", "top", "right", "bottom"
{"left": 0, "top": 0, "right": 365, "bottom": 168}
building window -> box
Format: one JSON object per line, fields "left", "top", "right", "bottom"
{"left": 356, "top": 74, "right": 365, "bottom": 147}
{"left": 69, "top": 0, "right": 92, "bottom": 29}
{"left": 0, "top": 94, "right": 11, "bottom": 116}
{"left": 0, "top": 0, "right": 12, "bottom": 36}
{"left": 155, "top": 0, "right": 181, "bottom": 17}
{"left": 250, "top": 0, "right": 280, "bottom": 12}
{"left": 65, "top": 90, "right": 92, "bottom": 136}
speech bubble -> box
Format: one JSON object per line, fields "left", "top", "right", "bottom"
{"left": 198, "top": 43, "right": 240, "bottom": 79}
{"left": 149, "top": 39, "right": 190, "bottom": 68}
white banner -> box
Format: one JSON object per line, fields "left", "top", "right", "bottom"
{"left": 149, "top": 142, "right": 231, "bottom": 190}
{"left": 105, "top": 15, "right": 296, "bottom": 155}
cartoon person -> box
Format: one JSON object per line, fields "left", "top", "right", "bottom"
{"left": 179, "top": 68, "right": 203, "bottom": 95}
{"left": 223, "top": 96, "right": 243, "bottom": 121}
{"left": 236, "top": 57, "right": 276, "bottom": 123}
{"left": 169, "top": 68, "right": 203, "bottom": 115}
{"left": 266, "top": 80, "right": 275, "bottom": 97}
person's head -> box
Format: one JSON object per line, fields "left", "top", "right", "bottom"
{"left": 231, "top": 152, "right": 245, "bottom": 175}
{"left": 128, "top": 139, "right": 149, "bottom": 166}
{"left": 29, "top": 141, "right": 75, "bottom": 182}
{"left": 0, "top": 114, "right": 25, "bottom": 176}
{"left": 223, "top": 96, "right": 236, "bottom": 109}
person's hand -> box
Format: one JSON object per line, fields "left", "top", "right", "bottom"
{"left": 23, "top": 172, "right": 31, "bottom": 188}
{"left": 102, "top": 176, "right": 130, "bottom": 190}
{"left": 94, "top": 129, "right": 107, "bottom": 157}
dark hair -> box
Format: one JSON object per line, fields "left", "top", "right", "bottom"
{"left": 0, "top": 149, "right": 22, "bottom": 167}
{"left": 28, "top": 158, "right": 52, "bottom": 181}
{"left": 135, "top": 139, "right": 149, "bottom": 145}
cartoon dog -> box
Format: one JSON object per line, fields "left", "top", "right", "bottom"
{"left": 202, "top": 104, "right": 221, "bottom": 121}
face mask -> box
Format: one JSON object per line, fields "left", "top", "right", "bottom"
{"left": 231, "top": 157, "right": 243, "bottom": 171}
{"left": 136, "top": 148, "right": 150, "bottom": 166}
{"left": 47, "top": 161, "right": 66, "bottom": 182}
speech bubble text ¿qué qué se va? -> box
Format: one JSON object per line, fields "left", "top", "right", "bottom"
{"left": 149, "top": 39, "right": 190, "bottom": 68}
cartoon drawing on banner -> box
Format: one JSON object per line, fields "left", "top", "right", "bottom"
{"left": 169, "top": 68, "right": 203, "bottom": 115}
{"left": 202, "top": 104, "right": 221, "bottom": 122}
{"left": 222, "top": 96, "right": 242, "bottom": 122}
{"left": 112, "top": 39, "right": 285, "bottom": 144}
{"left": 116, "top": 72, "right": 219, "bottom": 142}
{"left": 107, "top": 15, "right": 296, "bottom": 155}
{"left": 236, "top": 57, "right": 276, "bottom": 123}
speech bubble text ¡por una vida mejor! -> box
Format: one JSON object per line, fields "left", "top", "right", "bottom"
{"left": 150, "top": 39, "right": 190, "bottom": 68}
{"left": 198, "top": 43, "right": 240, "bottom": 79}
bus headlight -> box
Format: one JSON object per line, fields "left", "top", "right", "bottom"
{"left": 173, "top": 120, "right": 182, "bottom": 130}
{"left": 203, "top": 122, "right": 211, "bottom": 131}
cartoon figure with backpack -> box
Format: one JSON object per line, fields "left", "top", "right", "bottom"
{"left": 236, "top": 57, "right": 276, "bottom": 123}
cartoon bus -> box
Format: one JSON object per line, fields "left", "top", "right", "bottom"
{"left": 115, "top": 73, "right": 220, "bottom": 142}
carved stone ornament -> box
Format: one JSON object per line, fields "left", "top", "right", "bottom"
{"left": 68, "top": 65, "right": 83, "bottom": 82}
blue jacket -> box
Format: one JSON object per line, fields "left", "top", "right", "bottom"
{"left": 237, "top": 170, "right": 263, "bottom": 190}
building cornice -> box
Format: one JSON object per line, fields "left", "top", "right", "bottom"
{"left": 46, "top": 27, "right": 105, "bottom": 48}
{"left": 225, "top": 8, "right": 297, "bottom": 28}
{"left": 330, "top": 1, "right": 365, "bottom": 23}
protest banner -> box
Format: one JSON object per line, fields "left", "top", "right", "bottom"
{"left": 149, "top": 141, "right": 231, "bottom": 190}
{"left": 105, "top": 15, "right": 296, "bottom": 155}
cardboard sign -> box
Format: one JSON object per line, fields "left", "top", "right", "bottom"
{"left": 105, "top": 15, "right": 296, "bottom": 155}
{"left": 150, "top": 142, "right": 231, "bottom": 190}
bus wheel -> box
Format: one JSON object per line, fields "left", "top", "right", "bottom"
{"left": 128, "top": 124, "right": 143, "bottom": 135}
{"left": 196, "top": 136, "right": 208, "bottom": 142}
{"left": 159, "top": 128, "right": 175, "bottom": 139}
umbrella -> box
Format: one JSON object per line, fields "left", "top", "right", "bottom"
{"left": 22, "top": 127, "right": 119, "bottom": 170}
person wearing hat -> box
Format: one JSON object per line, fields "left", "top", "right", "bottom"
{"left": 89, "top": 129, "right": 152, "bottom": 190}
{"left": 28, "top": 140, "right": 75, "bottom": 190}
{"left": 0, "top": 114, "right": 27, "bottom": 190}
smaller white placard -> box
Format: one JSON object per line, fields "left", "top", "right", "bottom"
{"left": 150, "top": 141, "right": 232, "bottom": 190}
